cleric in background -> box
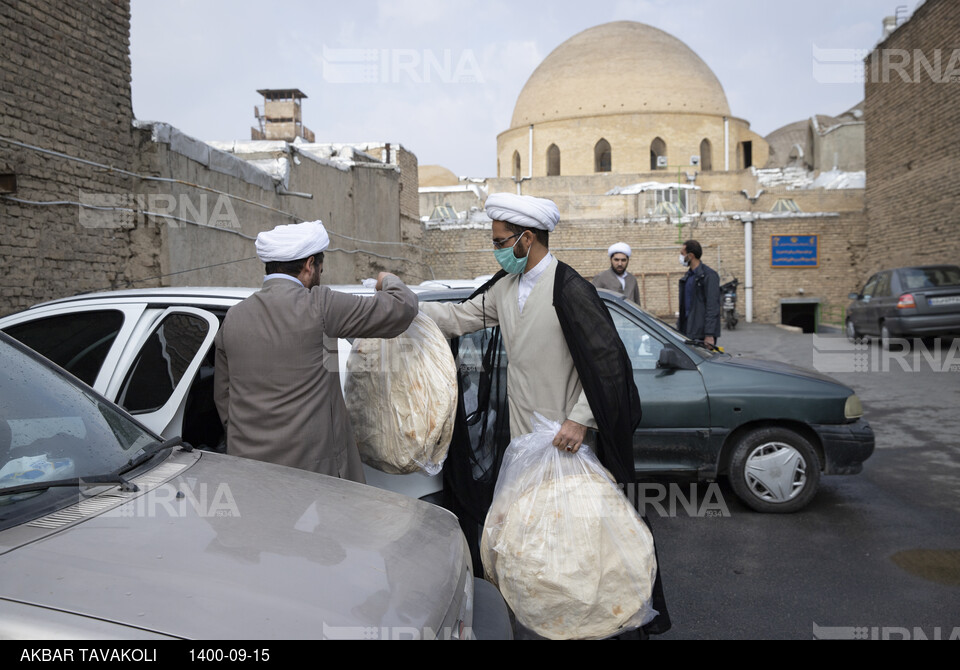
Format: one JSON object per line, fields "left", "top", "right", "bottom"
{"left": 592, "top": 242, "right": 641, "bottom": 304}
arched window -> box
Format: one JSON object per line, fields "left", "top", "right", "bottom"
{"left": 699, "top": 139, "right": 712, "bottom": 171}
{"left": 594, "top": 139, "right": 611, "bottom": 173}
{"left": 650, "top": 137, "right": 667, "bottom": 171}
{"left": 547, "top": 144, "right": 561, "bottom": 176}
{"left": 738, "top": 141, "right": 753, "bottom": 169}
{"left": 513, "top": 151, "right": 521, "bottom": 180}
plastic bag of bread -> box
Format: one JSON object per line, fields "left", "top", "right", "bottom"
{"left": 480, "top": 415, "right": 657, "bottom": 640}
{"left": 344, "top": 311, "right": 457, "bottom": 475}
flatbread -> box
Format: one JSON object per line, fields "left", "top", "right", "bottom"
{"left": 344, "top": 312, "right": 457, "bottom": 475}
{"left": 481, "top": 472, "right": 657, "bottom": 640}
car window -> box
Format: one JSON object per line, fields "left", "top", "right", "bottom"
{"left": 610, "top": 310, "right": 664, "bottom": 370}
{"left": 861, "top": 275, "right": 879, "bottom": 299}
{"left": 2, "top": 310, "right": 125, "bottom": 386}
{"left": 899, "top": 267, "right": 960, "bottom": 289}
{"left": 875, "top": 272, "right": 892, "bottom": 297}
{"left": 117, "top": 313, "right": 210, "bottom": 414}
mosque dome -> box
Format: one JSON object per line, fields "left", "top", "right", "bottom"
{"left": 510, "top": 21, "right": 731, "bottom": 129}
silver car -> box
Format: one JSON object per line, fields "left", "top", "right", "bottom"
{"left": 0, "top": 332, "right": 511, "bottom": 639}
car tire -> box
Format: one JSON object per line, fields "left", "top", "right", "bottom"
{"left": 879, "top": 323, "right": 908, "bottom": 352}
{"left": 728, "top": 427, "right": 821, "bottom": 513}
{"left": 845, "top": 318, "right": 862, "bottom": 343}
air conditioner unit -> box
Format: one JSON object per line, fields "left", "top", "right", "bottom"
{"left": 690, "top": 155, "right": 700, "bottom": 166}
{"left": 656, "top": 156, "right": 668, "bottom": 168}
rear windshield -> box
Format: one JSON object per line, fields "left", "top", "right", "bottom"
{"left": 898, "top": 267, "right": 960, "bottom": 290}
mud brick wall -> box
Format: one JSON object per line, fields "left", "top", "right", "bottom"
{"left": 864, "top": 0, "right": 960, "bottom": 273}
{"left": 0, "top": 0, "right": 152, "bottom": 316}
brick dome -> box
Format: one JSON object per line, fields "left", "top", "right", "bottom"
{"left": 510, "top": 21, "right": 731, "bottom": 128}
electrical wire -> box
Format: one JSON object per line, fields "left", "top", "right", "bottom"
{"left": 0, "top": 134, "right": 436, "bottom": 253}
{"left": 1, "top": 194, "right": 437, "bottom": 280}
{"left": 1, "top": 195, "right": 258, "bottom": 241}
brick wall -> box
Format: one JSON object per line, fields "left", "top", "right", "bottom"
{"left": 864, "top": 0, "right": 960, "bottom": 273}
{"left": 0, "top": 0, "right": 144, "bottom": 315}
{"left": 422, "top": 210, "right": 867, "bottom": 322}
{"left": 134, "top": 130, "right": 434, "bottom": 288}
{"left": 396, "top": 147, "right": 431, "bottom": 284}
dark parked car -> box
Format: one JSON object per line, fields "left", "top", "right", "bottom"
{"left": 846, "top": 265, "right": 960, "bottom": 349}
{"left": 0, "top": 285, "right": 874, "bottom": 514}
{"left": 444, "top": 287, "right": 874, "bottom": 514}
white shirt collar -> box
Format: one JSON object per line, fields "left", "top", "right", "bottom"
{"left": 518, "top": 252, "right": 553, "bottom": 312}
{"left": 264, "top": 273, "right": 304, "bottom": 287}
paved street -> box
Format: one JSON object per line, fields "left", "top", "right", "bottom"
{"left": 651, "top": 323, "right": 960, "bottom": 640}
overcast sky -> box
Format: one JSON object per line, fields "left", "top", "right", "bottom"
{"left": 130, "top": 0, "right": 913, "bottom": 177}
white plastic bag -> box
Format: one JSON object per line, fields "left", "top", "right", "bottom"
{"left": 480, "top": 415, "right": 657, "bottom": 640}
{"left": 344, "top": 311, "right": 457, "bottom": 475}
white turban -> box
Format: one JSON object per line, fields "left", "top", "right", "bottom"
{"left": 608, "top": 242, "right": 632, "bottom": 258}
{"left": 256, "top": 221, "right": 330, "bottom": 263}
{"left": 485, "top": 193, "right": 560, "bottom": 232}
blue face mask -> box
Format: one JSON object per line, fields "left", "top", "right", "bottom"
{"left": 494, "top": 233, "right": 529, "bottom": 274}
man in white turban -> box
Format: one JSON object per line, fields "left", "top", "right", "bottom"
{"left": 421, "top": 193, "right": 591, "bottom": 449}
{"left": 591, "top": 242, "right": 641, "bottom": 304}
{"left": 214, "top": 220, "right": 417, "bottom": 482}
{"left": 419, "top": 194, "right": 670, "bottom": 635}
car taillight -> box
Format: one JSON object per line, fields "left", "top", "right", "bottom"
{"left": 897, "top": 293, "right": 916, "bottom": 309}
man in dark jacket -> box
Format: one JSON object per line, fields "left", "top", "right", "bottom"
{"left": 677, "top": 240, "right": 721, "bottom": 346}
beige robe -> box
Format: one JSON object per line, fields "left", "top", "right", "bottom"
{"left": 214, "top": 276, "right": 418, "bottom": 482}
{"left": 420, "top": 258, "right": 596, "bottom": 439}
{"left": 592, "top": 267, "right": 641, "bottom": 304}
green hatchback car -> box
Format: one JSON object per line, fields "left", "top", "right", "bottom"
{"left": 432, "top": 287, "right": 874, "bottom": 514}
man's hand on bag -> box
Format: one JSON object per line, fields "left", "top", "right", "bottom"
{"left": 553, "top": 420, "right": 588, "bottom": 453}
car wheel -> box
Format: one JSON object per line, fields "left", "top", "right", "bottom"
{"left": 728, "top": 427, "right": 821, "bottom": 513}
{"left": 845, "top": 318, "right": 862, "bottom": 343}
{"left": 879, "top": 323, "right": 907, "bottom": 352}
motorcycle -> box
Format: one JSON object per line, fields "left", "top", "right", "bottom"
{"left": 721, "top": 278, "right": 739, "bottom": 330}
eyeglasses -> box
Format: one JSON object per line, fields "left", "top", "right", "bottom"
{"left": 492, "top": 232, "right": 522, "bottom": 250}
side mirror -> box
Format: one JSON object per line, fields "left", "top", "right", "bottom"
{"left": 848, "top": 292, "right": 860, "bottom": 301}
{"left": 657, "top": 348, "right": 684, "bottom": 370}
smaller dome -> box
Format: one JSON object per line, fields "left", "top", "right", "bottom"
{"left": 419, "top": 165, "right": 460, "bottom": 187}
